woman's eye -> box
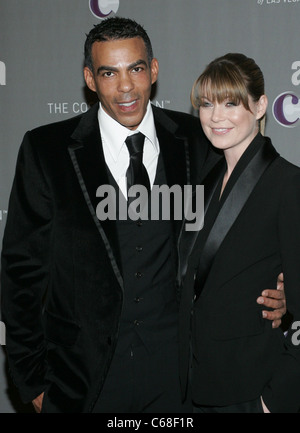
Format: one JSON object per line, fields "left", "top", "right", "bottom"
{"left": 226, "top": 101, "right": 237, "bottom": 107}
{"left": 200, "top": 100, "right": 212, "bottom": 107}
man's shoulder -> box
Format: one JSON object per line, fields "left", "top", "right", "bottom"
{"left": 27, "top": 102, "right": 99, "bottom": 142}
{"left": 28, "top": 113, "right": 83, "bottom": 140}
{"left": 17, "top": 110, "right": 91, "bottom": 161}
{"left": 151, "top": 105, "right": 201, "bottom": 133}
{"left": 159, "top": 107, "right": 197, "bottom": 121}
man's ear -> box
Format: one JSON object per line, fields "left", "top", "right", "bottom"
{"left": 84, "top": 67, "right": 96, "bottom": 92}
{"left": 150, "top": 58, "right": 159, "bottom": 85}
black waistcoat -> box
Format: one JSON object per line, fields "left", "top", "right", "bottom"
{"left": 106, "top": 154, "right": 178, "bottom": 354}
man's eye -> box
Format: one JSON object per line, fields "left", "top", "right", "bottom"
{"left": 132, "top": 67, "right": 143, "bottom": 73}
{"left": 103, "top": 71, "right": 115, "bottom": 77}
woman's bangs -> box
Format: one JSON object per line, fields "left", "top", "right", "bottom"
{"left": 201, "top": 69, "right": 249, "bottom": 108}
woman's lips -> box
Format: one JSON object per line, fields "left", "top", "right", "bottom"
{"left": 211, "top": 128, "right": 232, "bottom": 135}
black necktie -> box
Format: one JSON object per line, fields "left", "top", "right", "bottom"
{"left": 125, "top": 133, "right": 151, "bottom": 200}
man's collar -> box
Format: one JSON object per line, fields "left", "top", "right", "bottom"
{"left": 98, "top": 102, "right": 158, "bottom": 162}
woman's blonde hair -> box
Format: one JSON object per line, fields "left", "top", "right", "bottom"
{"left": 191, "top": 53, "right": 266, "bottom": 134}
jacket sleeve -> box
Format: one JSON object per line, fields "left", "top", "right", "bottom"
{"left": 1, "top": 131, "right": 52, "bottom": 403}
{"left": 262, "top": 170, "right": 300, "bottom": 413}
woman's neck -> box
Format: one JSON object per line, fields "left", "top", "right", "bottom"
{"left": 219, "top": 151, "right": 242, "bottom": 198}
{"left": 220, "top": 130, "right": 260, "bottom": 197}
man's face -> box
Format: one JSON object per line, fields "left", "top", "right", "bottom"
{"left": 84, "top": 37, "right": 159, "bottom": 130}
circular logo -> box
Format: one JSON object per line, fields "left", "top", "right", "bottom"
{"left": 89, "top": 0, "right": 120, "bottom": 19}
{"left": 272, "top": 91, "right": 300, "bottom": 128}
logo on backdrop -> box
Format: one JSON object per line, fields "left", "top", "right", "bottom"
{"left": 47, "top": 100, "right": 171, "bottom": 115}
{"left": 89, "top": 0, "right": 120, "bottom": 19}
{"left": 257, "top": 0, "right": 300, "bottom": 5}
{"left": 0, "top": 61, "right": 6, "bottom": 85}
{"left": 272, "top": 61, "right": 300, "bottom": 127}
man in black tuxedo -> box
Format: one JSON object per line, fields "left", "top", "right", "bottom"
{"left": 1, "top": 17, "right": 285, "bottom": 413}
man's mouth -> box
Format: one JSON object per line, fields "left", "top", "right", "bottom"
{"left": 119, "top": 100, "right": 137, "bottom": 108}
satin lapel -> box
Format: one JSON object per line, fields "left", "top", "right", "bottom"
{"left": 154, "top": 112, "right": 188, "bottom": 190}
{"left": 194, "top": 137, "right": 279, "bottom": 299}
{"left": 152, "top": 108, "right": 192, "bottom": 290}
{"left": 68, "top": 103, "right": 123, "bottom": 288}
{"left": 178, "top": 158, "right": 226, "bottom": 284}
{"left": 152, "top": 107, "right": 227, "bottom": 285}
{"left": 203, "top": 157, "right": 226, "bottom": 215}
{"left": 153, "top": 109, "right": 188, "bottom": 242}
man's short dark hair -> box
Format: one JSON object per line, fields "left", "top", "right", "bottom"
{"left": 84, "top": 17, "right": 154, "bottom": 72}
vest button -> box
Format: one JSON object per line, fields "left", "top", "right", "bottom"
{"left": 136, "top": 246, "right": 143, "bottom": 252}
{"left": 137, "top": 220, "right": 143, "bottom": 227}
{"left": 134, "top": 297, "right": 142, "bottom": 303}
{"left": 134, "top": 320, "right": 142, "bottom": 326}
{"left": 135, "top": 271, "right": 143, "bottom": 279}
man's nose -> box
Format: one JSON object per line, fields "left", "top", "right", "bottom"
{"left": 118, "top": 72, "right": 134, "bottom": 93}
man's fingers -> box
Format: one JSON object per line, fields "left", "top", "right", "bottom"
{"left": 32, "top": 392, "right": 44, "bottom": 413}
{"left": 257, "top": 288, "right": 286, "bottom": 318}
{"left": 277, "top": 272, "right": 284, "bottom": 290}
{"left": 257, "top": 296, "right": 285, "bottom": 310}
{"left": 272, "top": 319, "right": 281, "bottom": 328}
{"left": 262, "top": 309, "right": 283, "bottom": 320}
{"left": 260, "top": 289, "right": 285, "bottom": 300}
{"left": 257, "top": 280, "right": 286, "bottom": 329}
{"left": 277, "top": 272, "right": 284, "bottom": 282}
{"left": 261, "top": 311, "right": 282, "bottom": 329}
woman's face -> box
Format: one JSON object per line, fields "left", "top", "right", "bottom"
{"left": 199, "top": 92, "right": 267, "bottom": 159}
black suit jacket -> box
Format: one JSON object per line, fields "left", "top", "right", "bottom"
{"left": 1, "top": 102, "right": 212, "bottom": 412}
{"left": 179, "top": 134, "right": 300, "bottom": 413}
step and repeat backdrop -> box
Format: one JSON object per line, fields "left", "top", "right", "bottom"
{"left": 0, "top": 0, "right": 300, "bottom": 412}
